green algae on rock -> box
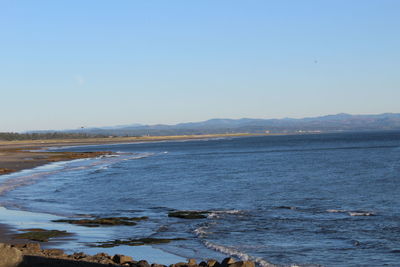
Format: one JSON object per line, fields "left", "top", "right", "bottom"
{"left": 52, "top": 216, "right": 148, "bottom": 227}
{"left": 14, "top": 229, "right": 71, "bottom": 242}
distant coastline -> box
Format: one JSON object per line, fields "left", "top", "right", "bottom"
{"left": 0, "top": 133, "right": 263, "bottom": 176}
{"left": 18, "top": 112, "right": 400, "bottom": 137}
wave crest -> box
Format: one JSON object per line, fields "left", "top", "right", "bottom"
{"left": 202, "top": 240, "right": 277, "bottom": 267}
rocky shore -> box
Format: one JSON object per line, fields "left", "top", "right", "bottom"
{"left": 0, "top": 242, "right": 257, "bottom": 267}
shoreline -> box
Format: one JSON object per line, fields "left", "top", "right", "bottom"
{"left": 0, "top": 206, "right": 191, "bottom": 266}
{"left": 1, "top": 241, "right": 259, "bottom": 267}
{"left": 0, "top": 134, "right": 269, "bottom": 267}
{"left": 0, "top": 133, "right": 262, "bottom": 176}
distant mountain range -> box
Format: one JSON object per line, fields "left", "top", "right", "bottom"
{"left": 60, "top": 113, "right": 400, "bottom": 136}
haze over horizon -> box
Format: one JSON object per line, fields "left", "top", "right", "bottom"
{"left": 13, "top": 112, "right": 400, "bottom": 133}
{"left": 1, "top": 1, "right": 399, "bottom": 132}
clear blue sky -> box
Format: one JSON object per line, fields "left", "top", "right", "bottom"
{"left": 1, "top": 0, "right": 399, "bottom": 132}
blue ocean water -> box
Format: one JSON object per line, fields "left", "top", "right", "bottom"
{"left": 1, "top": 132, "right": 400, "bottom": 267}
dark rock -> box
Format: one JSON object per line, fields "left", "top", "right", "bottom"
{"left": 228, "top": 261, "right": 255, "bottom": 267}
{"left": 221, "top": 258, "right": 235, "bottom": 267}
{"left": 92, "top": 252, "right": 111, "bottom": 260}
{"left": 276, "top": 206, "right": 297, "bottom": 210}
{"left": 43, "top": 249, "right": 65, "bottom": 257}
{"left": 72, "top": 252, "right": 88, "bottom": 259}
{"left": 113, "top": 254, "right": 133, "bottom": 264}
{"left": 20, "top": 255, "right": 117, "bottom": 267}
{"left": 207, "top": 259, "right": 220, "bottom": 267}
{"left": 138, "top": 260, "right": 150, "bottom": 267}
{"left": 168, "top": 211, "right": 208, "bottom": 219}
{"left": 99, "top": 258, "right": 115, "bottom": 265}
{"left": 53, "top": 216, "right": 148, "bottom": 227}
{"left": 199, "top": 261, "right": 207, "bottom": 267}
{"left": 0, "top": 243, "right": 23, "bottom": 267}
{"left": 152, "top": 264, "right": 166, "bottom": 267}
{"left": 170, "top": 262, "right": 188, "bottom": 267}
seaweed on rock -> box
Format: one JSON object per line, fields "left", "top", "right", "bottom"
{"left": 14, "top": 229, "right": 72, "bottom": 242}
{"left": 52, "top": 216, "right": 148, "bottom": 227}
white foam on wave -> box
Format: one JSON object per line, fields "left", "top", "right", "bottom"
{"left": 0, "top": 171, "right": 53, "bottom": 196}
{"left": 326, "top": 209, "right": 347, "bottom": 213}
{"left": 326, "top": 209, "right": 375, "bottom": 216}
{"left": 194, "top": 210, "right": 321, "bottom": 267}
{"left": 207, "top": 209, "right": 245, "bottom": 219}
{"left": 193, "top": 211, "right": 277, "bottom": 267}
{"left": 0, "top": 151, "right": 159, "bottom": 198}
{"left": 102, "top": 154, "right": 120, "bottom": 158}
{"left": 203, "top": 240, "right": 278, "bottom": 267}
{"left": 122, "top": 152, "right": 155, "bottom": 160}
{"left": 0, "top": 153, "right": 116, "bottom": 196}
{"left": 348, "top": 211, "right": 375, "bottom": 216}
{"left": 0, "top": 161, "right": 71, "bottom": 196}
{"left": 193, "top": 222, "right": 217, "bottom": 238}
{"left": 202, "top": 239, "right": 321, "bottom": 267}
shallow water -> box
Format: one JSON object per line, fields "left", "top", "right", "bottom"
{"left": 1, "top": 132, "right": 400, "bottom": 266}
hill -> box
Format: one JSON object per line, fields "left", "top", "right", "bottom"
{"left": 60, "top": 113, "right": 400, "bottom": 136}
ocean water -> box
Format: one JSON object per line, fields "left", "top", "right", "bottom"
{"left": 1, "top": 132, "right": 400, "bottom": 267}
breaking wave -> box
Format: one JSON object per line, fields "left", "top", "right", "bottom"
{"left": 0, "top": 161, "right": 69, "bottom": 196}
{"left": 326, "top": 209, "right": 376, "bottom": 216}
{"left": 194, "top": 210, "right": 277, "bottom": 267}
{"left": 202, "top": 240, "right": 277, "bottom": 267}
{"left": 207, "top": 209, "right": 245, "bottom": 219}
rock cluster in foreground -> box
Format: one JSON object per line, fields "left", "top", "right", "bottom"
{"left": 0, "top": 242, "right": 256, "bottom": 267}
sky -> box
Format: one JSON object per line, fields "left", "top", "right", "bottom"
{"left": 1, "top": 0, "right": 399, "bottom": 132}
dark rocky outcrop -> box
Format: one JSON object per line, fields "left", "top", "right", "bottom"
{"left": 168, "top": 211, "right": 209, "bottom": 219}
{"left": 1, "top": 242, "right": 260, "bottom": 267}
{"left": 112, "top": 254, "right": 133, "bottom": 264}
{"left": 221, "top": 258, "right": 236, "bottom": 267}
{"left": 206, "top": 259, "right": 220, "bottom": 267}
{"left": 52, "top": 217, "right": 148, "bottom": 227}
{"left": 14, "top": 229, "right": 71, "bottom": 242}
{"left": 137, "top": 260, "right": 151, "bottom": 267}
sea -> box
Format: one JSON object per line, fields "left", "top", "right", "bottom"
{"left": 0, "top": 132, "right": 399, "bottom": 267}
